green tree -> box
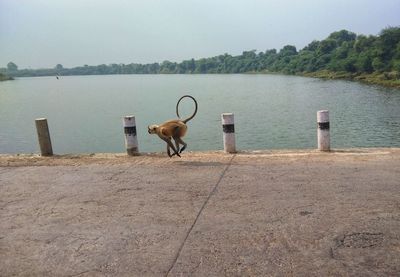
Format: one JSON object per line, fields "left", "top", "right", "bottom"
{"left": 279, "top": 45, "right": 297, "bottom": 57}
{"left": 379, "top": 27, "right": 400, "bottom": 54}
{"left": 303, "top": 40, "right": 320, "bottom": 51}
{"left": 317, "top": 39, "right": 337, "bottom": 55}
{"left": 372, "top": 57, "right": 385, "bottom": 72}
{"left": 328, "top": 30, "right": 356, "bottom": 45}
{"left": 392, "top": 59, "right": 400, "bottom": 71}
{"left": 353, "top": 35, "right": 376, "bottom": 53}
{"left": 356, "top": 53, "right": 373, "bottom": 73}
{"left": 7, "top": 62, "right": 18, "bottom": 72}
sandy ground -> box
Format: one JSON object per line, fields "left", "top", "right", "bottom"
{"left": 1, "top": 148, "right": 400, "bottom": 276}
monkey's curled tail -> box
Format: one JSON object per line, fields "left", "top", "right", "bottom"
{"left": 176, "top": 95, "right": 198, "bottom": 124}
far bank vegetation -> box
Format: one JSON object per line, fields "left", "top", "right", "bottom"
{"left": 0, "top": 73, "right": 13, "bottom": 81}
{"left": 1, "top": 27, "right": 399, "bottom": 88}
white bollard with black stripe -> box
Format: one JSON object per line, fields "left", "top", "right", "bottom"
{"left": 123, "top": 115, "right": 139, "bottom": 156}
{"left": 222, "top": 113, "right": 236, "bottom": 153}
{"left": 317, "top": 110, "right": 330, "bottom": 151}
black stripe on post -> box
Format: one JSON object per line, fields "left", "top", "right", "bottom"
{"left": 223, "top": 124, "right": 235, "bottom": 133}
{"left": 318, "top": 122, "right": 330, "bottom": 130}
{"left": 124, "top": 126, "right": 137, "bottom": 136}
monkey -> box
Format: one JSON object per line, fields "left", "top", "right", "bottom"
{"left": 148, "top": 95, "right": 198, "bottom": 157}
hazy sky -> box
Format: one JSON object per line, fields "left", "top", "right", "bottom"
{"left": 1, "top": 0, "right": 399, "bottom": 69}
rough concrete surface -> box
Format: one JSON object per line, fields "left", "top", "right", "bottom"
{"left": 0, "top": 149, "right": 400, "bottom": 276}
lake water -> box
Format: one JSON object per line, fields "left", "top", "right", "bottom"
{"left": 0, "top": 74, "right": 399, "bottom": 154}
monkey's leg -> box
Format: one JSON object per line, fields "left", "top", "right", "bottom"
{"left": 162, "top": 137, "right": 180, "bottom": 157}
{"left": 172, "top": 126, "right": 182, "bottom": 154}
{"left": 176, "top": 137, "right": 187, "bottom": 153}
{"left": 173, "top": 137, "right": 180, "bottom": 154}
{"left": 167, "top": 144, "right": 172, "bottom": 157}
{"left": 166, "top": 143, "right": 179, "bottom": 158}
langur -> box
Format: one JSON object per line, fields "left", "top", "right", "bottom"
{"left": 148, "top": 95, "right": 198, "bottom": 157}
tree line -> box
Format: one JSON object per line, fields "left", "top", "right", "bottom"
{"left": 2, "top": 27, "right": 399, "bottom": 78}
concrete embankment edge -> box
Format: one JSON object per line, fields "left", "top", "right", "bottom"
{"left": 0, "top": 147, "right": 399, "bottom": 166}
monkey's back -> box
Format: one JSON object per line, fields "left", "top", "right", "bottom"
{"left": 159, "top": 119, "right": 187, "bottom": 138}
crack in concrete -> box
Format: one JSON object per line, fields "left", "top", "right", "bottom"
{"left": 67, "top": 269, "right": 100, "bottom": 277}
{"left": 165, "top": 155, "right": 236, "bottom": 276}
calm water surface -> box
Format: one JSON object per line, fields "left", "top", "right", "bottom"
{"left": 0, "top": 74, "right": 399, "bottom": 154}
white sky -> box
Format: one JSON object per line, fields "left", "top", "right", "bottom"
{"left": 1, "top": 0, "right": 399, "bottom": 69}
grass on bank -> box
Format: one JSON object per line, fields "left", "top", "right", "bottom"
{"left": 302, "top": 70, "right": 400, "bottom": 89}
{"left": 0, "top": 73, "right": 14, "bottom": 81}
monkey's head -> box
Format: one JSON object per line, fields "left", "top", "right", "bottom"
{"left": 148, "top": 124, "right": 159, "bottom": 134}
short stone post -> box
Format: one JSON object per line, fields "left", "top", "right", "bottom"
{"left": 222, "top": 113, "right": 236, "bottom": 153}
{"left": 35, "top": 118, "right": 53, "bottom": 156}
{"left": 317, "top": 110, "right": 330, "bottom": 151}
{"left": 123, "top": 115, "right": 139, "bottom": 156}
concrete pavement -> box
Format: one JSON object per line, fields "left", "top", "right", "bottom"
{"left": 1, "top": 149, "right": 400, "bottom": 276}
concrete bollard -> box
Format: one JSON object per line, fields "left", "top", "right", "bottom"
{"left": 317, "top": 110, "right": 330, "bottom": 151}
{"left": 35, "top": 118, "right": 53, "bottom": 156}
{"left": 123, "top": 115, "right": 139, "bottom": 156}
{"left": 222, "top": 113, "right": 236, "bottom": 153}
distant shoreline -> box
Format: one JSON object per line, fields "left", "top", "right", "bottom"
{"left": 6, "top": 71, "right": 400, "bottom": 89}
